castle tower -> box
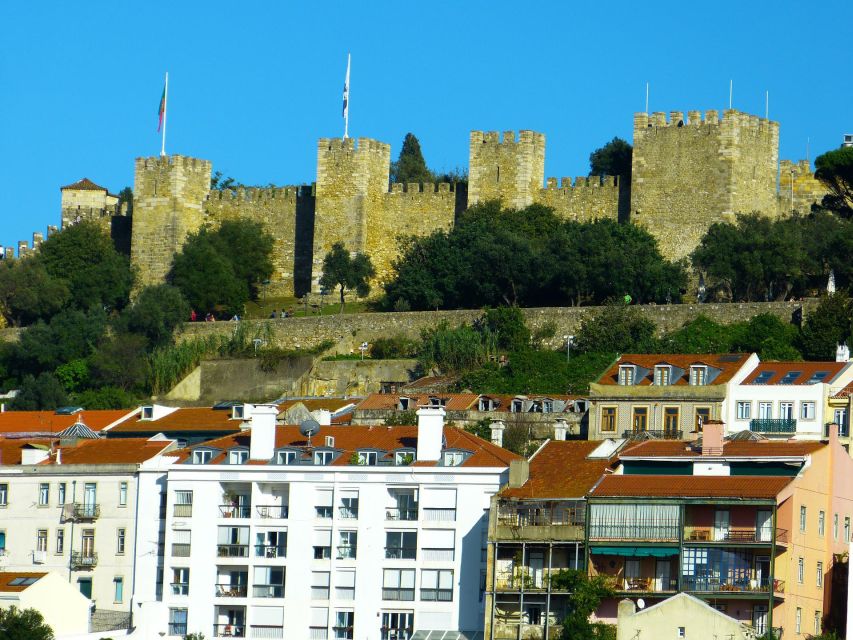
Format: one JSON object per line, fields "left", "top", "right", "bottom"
{"left": 630, "top": 109, "right": 780, "bottom": 261}
{"left": 468, "top": 130, "right": 545, "bottom": 209}
{"left": 60, "top": 177, "right": 120, "bottom": 231}
{"left": 130, "top": 155, "right": 212, "bottom": 289}
{"left": 311, "top": 137, "right": 391, "bottom": 292}
{"left": 778, "top": 159, "right": 830, "bottom": 215}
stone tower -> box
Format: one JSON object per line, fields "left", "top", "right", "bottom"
{"left": 468, "top": 130, "right": 545, "bottom": 209}
{"left": 130, "top": 155, "right": 212, "bottom": 289}
{"left": 60, "top": 178, "right": 120, "bottom": 231}
{"left": 630, "top": 109, "right": 779, "bottom": 261}
{"left": 311, "top": 137, "right": 391, "bottom": 292}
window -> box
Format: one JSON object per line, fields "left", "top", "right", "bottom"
{"left": 229, "top": 449, "right": 248, "bottom": 464}
{"left": 394, "top": 450, "right": 414, "bottom": 466}
{"left": 253, "top": 566, "right": 286, "bottom": 598}
{"left": 357, "top": 451, "right": 378, "bottom": 465}
{"left": 801, "top": 402, "right": 815, "bottom": 420}
{"left": 335, "top": 569, "right": 355, "bottom": 600}
{"left": 421, "top": 569, "right": 453, "bottom": 601}
{"left": 114, "top": 576, "right": 124, "bottom": 603}
{"left": 695, "top": 407, "right": 711, "bottom": 432}
{"left": 311, "top": 572, "right": 330, "bottom": 599}
{"left": 654, "top": 366, "right": 671, "bottom": 386}
{"left": 383, "top": 569, "right": 415, "bottom": 601}
{"left": 168, "top": 608, "right": 188, "bottom": 637}
{"left": 78, "top": 577, "right": 92, "bottom": 599}
{"left": 736, "top": 401, "right": 751, "bottom": 420}
{"left": 421, "top": 529, "right": 455, "bottom": 561}
{"left": 632, "top": 407, "right": 648, "bottom": 433}
{"left": 191, "top": 450, "right": 213, "bottom": 464}
{"left": 171, "top": 567, "right": 190, "bottom": 595}
{"left": 57, "top": 483, "right": 66, "bottom": 505}
{"left": 807, "top": 371, "right": 829, "bottom": 384}
{"left": 542, "top": 398, "right": 554, "bottom": 413}
{"left": 340, "top": 492, "right": 359, "bottom": 519}
{"left": 800, "top": 506, "right": 807, "bottom": 532}
{"left": 314, "top": 450, "right": 335, "bottom": 466}
{"left": 819, "top": 511, "right": 825, "bottom": 536}
{"left": 798, "top": 557, "right": 804, "bottom": 584}
{"left": 38, "top": 483, "right": 49, "bottom": 506}
{"left": 618, "top": 365, "right": 635, "bottom": 386}
{"left": 56, "top": 529, "right": 64, "bottom": 554}
{"left": 385, "top": 531, "right": 417, "bottom": 560}
{"left": 795, "top": 608, "right": 802, "bottom": 634}
{"left": 316, "top": 489, "right": 333, "bottom": 519}
{"left": 817, "top": 561, "right": 823, "bottom": 587}
{"left": 118, "top": 481, "right": 128, "bottom": 506}
{"left": 690, "top": 365, "right": 708, "bottom": 386}
{"left": 834, "top": 513, "right": 839, "bottom": 540}
{"left": 313, "top": 529, "right": 332, "bottom": 559}
{"left": 334, "top": 610, "right": 354, "bottom": 640}
{"left": 382, "top": 612, "right": 414, "bottom": 640}
{"left": 82, "top": 529, "right": 95, "bottom": 558}
{"left": 759, "top": 402, "right": 773, "bottom": 419}
{"left": 780, "top": 402, "right": 794, "bottom": 420}
{"left": 276, "top": 450, "right": 297, "bottom": 465}
{"left": 117, "top": 528, "right": 126, "bottom": 554}
{"left": 172, "top": 529, "right": 191, "bottom": 557}
{"left": 141, "top": 406, "right": 154, "bottom": 420}
{"left": 779, "top": 371, "right": 802, "bottom": 385}
{"left": 337, "top": 531, "right": 357, "bottom": 559}
{"left": 174, "top": 490, "right": 193, "bottom": 517}
{"left": 754, "top": 371, "right": 775, "bottom": 384}
{"left": 37, "top": 529, "right": 48, "bottom": 552}
{"left": 601, "top": 407, "right": 617, "bottom": 432}
{"left": 0, "top": 484, "right": 8, "bottom": 505}
{"left": 663, "top": 407, "right": 679, "bottom": 435}
{"left": 443, "top": 451, "right": 464, "bottom": 466}
{"left": 677, "top": 628, "right": 685, "bottom": 639}
{"left": 845, "top": 516, "right": 850, "bottom": 541}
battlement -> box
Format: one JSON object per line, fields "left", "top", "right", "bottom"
{"left": 135, "top": 155, "right": 213, "bottom": 172}
{"left": 545, "top": 175, "right": 619, "bottom": 190}
{"left": 469, "top": 130, "right": 545, "bottom": 147}
{"left": 206, "top": 185, "right": 314, "bottom": 202}
{"left": 633, "top": 109, "right": 777, "bottom": 134}
{"left": 317, "top": 137, "right": 391, "bottom": 157}
{"left": 388, "top": 182, "right": 455, "bottom": 194}
{"left": 780, "top": 159, "right": 813, "bottom": 177}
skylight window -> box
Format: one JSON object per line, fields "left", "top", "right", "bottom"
{"left": 779, "top": 371, "right": 802, "bottom": 385}
{"left": 753, "top": 371, "right": 775, "bottom": 385}
{"left": 806, "top": 371, "right": 829, "bottom": 384}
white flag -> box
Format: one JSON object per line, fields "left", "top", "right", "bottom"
{"left": 342, "top": 53, "right": 350, "bottom": 120}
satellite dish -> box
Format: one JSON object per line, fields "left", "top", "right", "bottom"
{"left": 299, "top": 418, "right": 320, "bottom": 447}
{"left": 637, "top": 598, "right": 646, "bottom": 610}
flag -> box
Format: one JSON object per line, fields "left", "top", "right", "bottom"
{"left": 342, "top": 54, "right": 350, "bottom": 119}
{"left": 157, "top": 83, "right": 167, "bottom": 132}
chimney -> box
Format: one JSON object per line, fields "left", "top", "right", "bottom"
{"left": 617, "top": 598, "right": 637, "bottom": 639}
{"left": 508, "top": 459, "right": 529, "bottom": 488}
{"left": 416, "top": 406, "right": 445, "bottom": 462}
{"left": 553, "top": 418, "right": 568, "bottom": 441}
{"left": 836, "top": 343, "right": 849, "bottom": 363}
{"left": 827, "top": 422, "right": 839, "bottom": 445}
{"left": 56, "top": 448, "right": 61, "bottom": 465}
{"left": 702, "top": 419, "right": 725, "bottom": 456}
{"left": 490, "top": 419, "right": 506, "bottom": 447}
{"left": 248, "top": 404, "right": 279, "bottom": 461}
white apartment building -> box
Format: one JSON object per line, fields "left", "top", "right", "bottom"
{"left": 0, "top": 424, "right": 174, "bottom": 633}
{"left": 725, "top": 361, "right": 853, "bottom": 439}
{"left": 156, "top": 404, "right": 518, "bottom": 640}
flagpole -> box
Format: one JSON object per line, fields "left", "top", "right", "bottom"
{"left": 645, "top": 82, "right": 649, "bottom": 113}
{"left": 343, "top": 54, "right": 351, "bottom": 140}
{"left": 161, "top": 72, "right": 169, "bottom": 157}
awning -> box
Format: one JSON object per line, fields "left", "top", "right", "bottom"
{"left": 591, "top": 546, "right": 679, "bottom": 557}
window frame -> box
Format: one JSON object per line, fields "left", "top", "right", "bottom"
{"left": 694, "top": 407, "right": 711, "bottom": 432}
{"left": 800, "top": 401, "right": 815, "bottom": 420}
{"left": 38, "top": 483, "right": 49, "bottom": 506}
{"left": 119, "top": 481, "right": 128, "bottom": 507}
{"left": 191, "top": 449, "right": 214, "bottom": 465}
{"left": 276, "top": 450, "right": 298, "bottom": 465}
{"left": 600, "top": 406, "right": 617, "bottom": 433}
{"left": 117, "top": 528, "right": 126, "bottom": 555}
{"left": 420, "top": 568, "right": 454, "bottom": 602}
{"left": 229, "top": 449, "right": 249, "bottom": 465}
{"left": 736, "top": 401, "right": 752, "bottom": 420}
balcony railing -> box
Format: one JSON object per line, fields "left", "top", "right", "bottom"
{"left": 682, "top": 575, "right": 784, "bottom": 594}
{"left": 171, "top": 582, "right": 189, "bottom": 595}
{"left": 336, "top": 545, "right": 357, "bottom": 560}
{"left": 609, "top": 576, "right": 678, "bottom": 593}
{"left": 220, "top": 504, "right": 251, "bottom": 518}
{"left": 252, "top": 584, "right": 285, "bottom": 598}
{"left": 168, "top": 623, "right": 188, "bottom": 636}
{"left": 382, "top": 587, "right": 415, "bottom": 601}
{"left": 622, "top": 430, "right": 683, "bottom": 440}
{"left": 384, "top": 547, "right": 416, "bottom": 560}
{"left": 173, "top": 504, "right": 193, "bottom": 517}
{"left": 497, "top": 511, "right": 585, "bottom": 528}
{"left": 250, "top": 626, "right": 284, "bottom": 639}
{"left": 385, "top": 507, "right": 418, "bottom": 521}
{"left": 422, "top": 508, "right": 456, "bottom": 522}
{"left": 215, "top": 583, "right": 248, "bottom": 597}
{"left": 217, "top": 544, "right": 249, "bottom": 558}
{"left": 750, "top": 418, "right": 796, "bottom": 434}
{"left": 70, "top": 551, "right": 98, "bottom": 568}
{"left": 256, "top": 505, "right": 289, "bottom": 519}
{"left": 213, "top": 624, "right": 246, "bottom": 637}
{"left": 825, "top": 422, "right": 850, "bottom": 437}
{"left": 339, "top": 507, "right": 359, "bottom": 519}
{"left": 71, "top": 503, "right": 100, "bottom": 520}
{"left": 589, "top": 519, "right": 681, "bottom": 541}
{"left": 684, "top": 526, "right": 789, "bottom": 544}
{"left": 495, "top": 568, "right": 577, "bottom": 591}
{"left": 255, "top": 544, "right": 287, "bottom": 559}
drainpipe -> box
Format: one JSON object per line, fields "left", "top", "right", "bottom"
{"left": 68, "top": 480, "right": 76, "bottom": 583}
{"left": 768, "top": 503, "right": 778, "bottom": 635}
{"left": 678, "top": 503, "right": 685, "bottom": 592}
{"left": 489, "top": 541, "right": 498, "bottom": 640}
{"left": 518, "top": 542, "right": 526, "bottom": 640}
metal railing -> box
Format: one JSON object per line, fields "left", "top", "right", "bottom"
{"left": 339, "top": 507, "right": 359, "bottom": 519}
{"left": 252, "top": 584, "right": 285, "bottom": 598}
{"left": 255, "top": 544, "right": 287, "bottom": 558}
{"left": 682, "top": 576, "right": 780, "bottom": 593}
{"left": 73, "top": 503, "right": 101, "bottom": 520}
{"left": 70, "top": 551, "right": 98, "bottom": 568}
{"left": 170, "top": 582, "right": 189, "bottom": 595}
{"left": 217, "top": 544, "right": 249, "bottom": 558}
{"left": 215, "top": 583, "right": 247, "bottom": 597}
{"left": 684, "top": 526, "right": 788, "bottom": 544}
{"left": 220, "top": 504, "right": 251, "bottom": 518}
{"left": 382, "top": 587, "right": 415, "bottom": 601}
{"left": 213, "top": 624, "right": 246, "bottom": 637}
{"left": 750, "top": 418, "right": 796, "bottom": 434}
{"left": 589, "top": 519, "right": 681, "bottom": 541}
{"left": 422, "top": 508, "right": 456, "bottom": 522}
{"left": 385, "top": 547, "right": 416, "bottom": 560}
{"left": 497, "top": 511, "right": 585, "bottom": 528}
{"left": 420, "top": 588, "right": 453, "bottom": 601}
{"left": 173, "top": 504, "right": 193, "bottom": 517}
{"left": 495, "top": 568, "right": 577, "bottom": 591}
{"left": 256, "top": 505, "right": 289, "bottom": 519}
{"left": 250, "top": 626, "right": 284, "bottom": 639}
{"left": 622, "top": 430, "right": 683, "bottom": 440}
{"left": 336, "top": 545, "right": 357, "bottom": 560}
{"left": 385, "top": 507, "right": 418, "bottom": 521}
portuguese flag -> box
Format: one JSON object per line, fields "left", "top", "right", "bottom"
{"left": 157, "top": 83, "right": 166, "bottom": 132}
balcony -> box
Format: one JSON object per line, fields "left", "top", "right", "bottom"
{"left": 496, "top": 505, "right": 585, "bottom": 542}
{"left": 249, "top": 626, "right": 284, "bottom": 639}
{"left": 220, "top": 505, "right": 251, "bottom": 519}
{"left": 588, "top": 520, "right": 681, "bottom": 542}
{"left": 749, "top": 418, "right": 796, "bottom": 434}
{"left": 339, "top": 507, "right": 359, "bottom": 520}
{"left": 64, "top": 503, "right": 100, "bottom": 521}
{"left": 217, "top": 544, "right": 250, "bottom": 558}
{"left": 215, "top": 583, "right": 248, "bottom": 598}
{"left": 384, "top": 547, "right": 416, "bottom": 560}
{"left": 252, "top": 584, "right": 285, "bottom": 598}
{"left": 622, "top": 430, "right": 683, "bottom": 440}
{"left": 683, "top": 575, "right": 785, "bottom": 596}
{"left": 171, "top": 582, "right": 189, "bottom": 596}
{"left": 385, "top": 507, "right": 418, "bottom": 521}
{"left": 70, "top": 551, "right": 98, "bottom": 569}
{"left": 495, "top": 567, "right": 578, "bottom": 592}
{"left": 603, "top": 575, "right": 678, "bottom": 593}
{"left": 256, "top": 505, "right": 289, "bottom": 519}
{"left": 213, "top": 624, "right": 246, "bottom": 637}
{"left": 336, "top": 545, "right": 357, "bottom": 560}
{"left": 684, "top": 526, "right": 788, "bottom": 545}
{"left": 255, "top": 544, "right": 287, "bottom": 559}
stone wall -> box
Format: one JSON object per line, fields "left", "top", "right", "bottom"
{"left": 300, "top": 359, "right": 418, "bottom": 397}
{"left": 537, "top": 175, "right": 620, "bottom": 222}
{"left": 779, "top": 159, "right": 830, "bottom": 215}
{"left": 468, "top": 130, "right": 546, "bottom": 209}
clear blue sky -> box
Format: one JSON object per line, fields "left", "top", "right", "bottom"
{"left": 1, "top": 0, "right": 850, "bottom": 250}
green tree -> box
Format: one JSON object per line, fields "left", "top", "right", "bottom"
{"left": 0, "top": 606, "right": 55, "bottom": 640}
{"left": 124, "top": 284, "right": 190, "bottom": 347}
{"left": 798, "top": 293, "right": 852, "bottom": 360}
{"left": 574, "top": 303, "right": 658, "bottom": 355}
{"left": 117, "top": 186, "right": 133, "bottom": 215}
{"left": 383, "top": 410, "right": 418, "bottom": 426}
{"left": 730, "top": 313, "right": 801, "bottom": 360}
{"left": 10, "top": 373, "right": 68, "bottom": 411}
{"left": 0, "top": 259, "right": 70, "bottom": 327}
{"left": 549, "top": 569, "right": 615, "bottom": 640}
{"left": 36, "top": 220, "right": 134, "bottom": 311}
{"left": 477, "top": 307, "right": 531, "bottom": 352}
{"left": 14, "top": 309, "right": 107, "bottom": 374}
{"left": 417, "top": 322, "right": 495, "bottom": 375}
{"left": 319, "top": 242, "right": 376, "bottom": 312}
{"left": 88, "top": 333, "right": 151, "bottom": 392}
{"left": 214, "top": 220, "right": 275, "bottom": 299}
{"left": 54, "top": 359, "right": 89, "bottom": 393}
{"left": 589, "top": 137, "right": 632, "bottom": 178}
{"left": 390, "top": 133, "right": 433, "bottom": 184}
{"left": 661, "top": 315, "right": 735, "bottom": 354}
{"left": 74, "top": 386, "right": 138, "bottom": 410}
{"left": 814, "top": 146, "right": 853, "bottom": 218}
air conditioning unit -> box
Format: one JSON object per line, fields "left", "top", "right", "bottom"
{"left": 325, "top": 436, "right": 335, "bottom": 448}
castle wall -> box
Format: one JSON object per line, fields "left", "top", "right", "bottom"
{"left": 779, "top": 159, "right": 830, "bottom": 215}
{"left": 536, "top": 175, "right": 620, "bottom": 222}
{"left": 130, "top": 155, "right": 212, "bottom": 289}
{"left": 468, "top": 130, "right": 545, "bottom": 209}
{"left": 630, "top": 109, "right": 780, "bottom": 261}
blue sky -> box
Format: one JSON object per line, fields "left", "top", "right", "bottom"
{"left": 1, "top": 0, "right": 850, "bottom": 250}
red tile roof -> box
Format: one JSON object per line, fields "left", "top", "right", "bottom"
{"left": 176, "top": 425, "right": 521, "bottom": 468}
{"left": 0, "top": 410, "right": 134, "bottom": 435}
{"left": 0, "top": 438, "right": 54, "bottom": 465}
{"left": 833, "top": 382, "right": 853, "bottom": 399}
{"left": 595, "top": 353, "right": 752, "bottom": 387}
{"left": 501, "top": 440, "right": 615, "bottom": 499}
{"left": 590, "top": 474, "right": 792, "bottom": 499}
{"left": 60, "top": 177, "right": 108, "bottom": 192}
{"left": 742, "top": 361, "right": 849, "bottom": 385}
{"left": 47, "top": 438, "right": 173, "bottom": 465}
{"left": 0, "top": 572, "right": 47, "bottom": 592}
{"left": 356, "top": 394, "right": 480, "bottom": 412}
{"left": 107, "top": 407, "right": 246, "bottom": 434}
{"left": 620, "top": 439, "right": 825, "bottom": 458}
{"left": 278, "top": 398, "right": 360, "bottom": 413}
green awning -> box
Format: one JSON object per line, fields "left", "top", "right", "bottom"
{"left": 591, "top": 546, "right": 679, "bottom": 557}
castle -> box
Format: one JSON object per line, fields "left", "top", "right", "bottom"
{"left": 20, "top": 108, "right": 830, "bottom": 297}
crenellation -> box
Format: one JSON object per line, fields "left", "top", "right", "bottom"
{"left": 3, "top": 247, "right": 12, "bottom": 260}
{"left": 705, "top": 109, "right": 719, "bottom": 124}
{"left": 687, "top": 110, "right": 702, "bottom": 125}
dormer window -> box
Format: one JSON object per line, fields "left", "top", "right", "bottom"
{"left": 478, "top": 397, "right": 495, "bottom": 412}
{"left": 427, "top": 397, "right": 447, "bottom": 408}
{"left": 191, "top": 450, "right": 213, "bottom": 465}
{"left": 443, "top": 451, "right": 465, "bottom": 467}
{"left": 276, "top": 450, "right": 297, "bottom": 465}
{"left": 511, "top": 399, "right": 524, "bottom": 413}
{"left": 314, "top": 450, "right": 335, "bottom": 466}
{"left": 141, "top": 406, "right": 154, "bottom": 420}
{"left": 231, "top": 405, "right": 245, "bottom": 420}
{"left": 228, "top": 449, "right": 248, "bottom": 465}
{"left": 399, "top": 397, "right": 411, "bottom": 410}
{"left": 357, "top": 451, "right": 378, "bottom": 466}
{"left": 689, "top": 365, "right": 707, "bottom": 386}
{"left": 618, "top": 365, "right": 636, "bottom": 386}
{"left": 654, "top": 366, "right": 671, "bottom": 386}
{"left": 542, "top": 399, "right": 554, "bottom": 413}
{"left": 394, "top": 450, "right": 414, "bottom": 466}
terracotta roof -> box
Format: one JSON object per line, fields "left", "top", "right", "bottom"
{"left": 742, "top": 361, "right": 849, "bottom": 385}
{"left": 107, "top": 407, "right": 246, "bottom": 434}
{"left": 0, "top": 438, "right": 54, "bottom": 465}
{"left": 0, "top": 572, "right": 46, "bottom": 592}
{"left": 356, "top": 394, "right": 480, "bottom": 412}
{"left": 501, "top": 441, "right": 615, "bottom": 499}
{"left": 60, "top": 177, "right": 108, "bottom": 192}
{"left": 595, "top": 353, "right": 752, "bottom": 387}
{"left": 45, "top": 438, "right": 172, "bottom": 465}
{"left": 0, "top": 410, "right": 134, "bottom": 435}
{"left": 589, "top": 474, "right": 792, "bottom": 499}
{"left": 833, "top": 382, "right": 853, "bottom": 399}
{"left": 619, "top": 439, "right": 825, "bottom": 458}
{"left": 176, "top": 425, "right": 521, "bottom": 468}
{"left": 278, "top": 398, "right": 360, "bottom": 413}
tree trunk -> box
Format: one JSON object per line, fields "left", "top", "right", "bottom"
{"left": 339, "top": 285, "right": 345, "bottom": 314}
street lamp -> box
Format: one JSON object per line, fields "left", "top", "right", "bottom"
{"left": 359, "top": 341, "right": 369, "bottom": 361}
{"left": 563, "top": 335, "right": 574, "bottom": 362}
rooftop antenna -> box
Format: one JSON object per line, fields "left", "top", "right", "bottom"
{"left": 299, "top": 418, "right": 320, "bottom": 448}
{"left": 645, "top": 82, "right": 649, "bottom": 113}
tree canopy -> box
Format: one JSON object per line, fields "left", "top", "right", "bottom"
{"left": 390, "top": 133, "right": 433, "bottom": 184}
{"left": 589, "top": 137, "right": 632, "bottom": 177}
{"left": 0, "top": 259, "right": 70, "bottom": 327}
{"left": 123, "top": 284, "right": 190, "bottom": 348}
{"left": 319, "top": 242, "right": 376, "bottom": 312}
{"left": 814, "top": 146, "right": 853, "bottom": 218}
{"left": 0, "top": 606, "right": 55, "bottom": 640}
